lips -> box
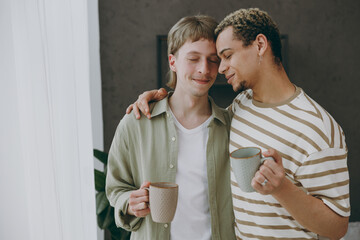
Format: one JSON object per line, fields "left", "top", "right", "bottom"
{"left": 225, "top": 73, "right": 235, "bottom": 84}
{"left": 193, "top": 78, "right": 211, "bottom": 84}
{"left": 225, "top": 73, "right": 235, "bottom": 81}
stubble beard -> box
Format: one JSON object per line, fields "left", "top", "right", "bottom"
{"left": 234, "top": 80, "right": 248, "bottom": 93}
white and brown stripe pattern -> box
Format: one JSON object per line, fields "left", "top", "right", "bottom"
{"left": 230, "top": 87, "right": 350, "bottom": 239}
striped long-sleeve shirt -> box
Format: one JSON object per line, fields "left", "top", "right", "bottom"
{"left": 229, "top": 86, "right": 350, "bottom": 239}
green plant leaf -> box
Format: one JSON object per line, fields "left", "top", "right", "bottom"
{"left": 93, "top": 149, "right": 131, "bottom": 239}
{"left": 108, "top": 221, "right": 131, "bottom": 240}
{"left": 102, "top": 206, "right": 115, "bottom": 229}
{"left": 94, "top": 169, "right": 106, "bottom": 192}
{"left": 97, "top": 204, "right": 113, "bottom": 229}
{"left": 96, "top": 192, "right": 110, "bottom": 214}
{"left": 94, "top": 149, "right": 108, "bottom": 165}
{"left": 97, "top": 206, "right": 108, "bottom": 229}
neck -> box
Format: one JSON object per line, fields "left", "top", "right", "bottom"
{"left": 252, "top": 63, "right": 295, "bottom": 104}
{"left": 169, "top": 90, "right": 212, "bottom": 129}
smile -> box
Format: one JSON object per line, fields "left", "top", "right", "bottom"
{"left": 193, "top": 79, "right": 211, "bottom": 84}
{"left": 225, "top": 73, "right": 235, "bottom": 81}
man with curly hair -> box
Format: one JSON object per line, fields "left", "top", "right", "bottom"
{"left": 128, "top": 8, "right": 350, "bottom": 239}
{"left": 214, "top": 8, "right": 349, "bottom": 239}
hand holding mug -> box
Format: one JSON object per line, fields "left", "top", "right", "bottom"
{"left": 251, "top": 149, "right": 286, "bottom": 195}
{"left": 128, "top": 181, "right": 151, "bottom": 217}
{"left": 230, "top": 147, "right": 274, "bottom": 192}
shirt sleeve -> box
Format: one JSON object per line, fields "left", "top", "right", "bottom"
{"left": 105, "top": 119, "right": 143, "bottom": 231}
{"left": 295, "top": 147, "right": 350, "bottom": 217}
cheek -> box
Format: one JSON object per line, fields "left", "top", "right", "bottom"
{"left": 178, "top": 63, "right": 193, "bottom": 75}
{"left": 210, "top": 64, "right": 219, "bottom": 73}
{"left": 185, "top": 62, "right": 197, "bottom": 72}
{"left": 208, "top": 65, "right": 219, "bottom": 79}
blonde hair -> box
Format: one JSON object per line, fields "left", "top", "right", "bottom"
{"left": 167, "top": 15, "right": 218, "bottom": 89}
{"left": 215, "top": 8, "right": 282, "bottom": 65}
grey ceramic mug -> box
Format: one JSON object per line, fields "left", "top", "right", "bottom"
{"left": 230, "top": 147, "right": 274, "bottom": 192}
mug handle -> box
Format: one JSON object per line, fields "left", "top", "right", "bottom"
{"left": 260, "top": 156, "right": 274, "bottom": 164}
{"left": 144, "top": 187, "right": 150, "bottom": 208}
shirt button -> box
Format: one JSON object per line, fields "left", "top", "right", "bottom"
{"left": 166, "top": 113, "right": 170, "bottom": 117}
{"left": 169, "top": 164, "right": 174, "bottom": 169}
{"left": 164, "top": 224, "right": 168, "bottom": 228}
{"left": 171, "top": 137, "right": 176, "bottom": 142}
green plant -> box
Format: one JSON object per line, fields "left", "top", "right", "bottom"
{"left": 94, "top": 149, "right": 131, "bottom": 240}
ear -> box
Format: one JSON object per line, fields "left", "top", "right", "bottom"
{"left": 255, "top": 34, "right": 268, "bottom": 57}
{"left": 169, "top": 54, "right": 177, "bottom": 72}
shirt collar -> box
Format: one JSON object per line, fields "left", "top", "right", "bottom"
{"left": 150, "top": 93, "right": 227, "bottom": 125}
{"left": 150, "top": 96, "right": 170, "bottom": 118}
{"left": 208, "top": 95, "right": 227, "bottom": 125}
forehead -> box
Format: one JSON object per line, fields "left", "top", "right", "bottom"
{"left": 216, "top": 27, "right": 241, "bottom": 53}
{"left": 178, "top": 38, "right": 217, "bottom": 55}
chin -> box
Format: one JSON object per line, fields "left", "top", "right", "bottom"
{"left": 192, "top": 89, "right": 209, "bottom": 98}
{"left": 234, "top": 81, "right": 249, "bottom": 93}
{"left": 232, "top": 84, "right": 244, "bottom": 93}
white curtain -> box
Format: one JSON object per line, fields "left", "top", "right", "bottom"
{"left": 0, "top": 0, "right": 98, "bottom": 239}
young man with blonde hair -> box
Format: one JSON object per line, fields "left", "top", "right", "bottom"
{"left": 129, "top": 8, "right": 350, "bottom": 239}
{"left": 106, "top": 15, "right": 236, "bottom": 240}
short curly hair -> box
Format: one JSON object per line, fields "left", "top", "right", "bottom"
{"left": 215, "top": 8, "right": 282, "bottom": 65}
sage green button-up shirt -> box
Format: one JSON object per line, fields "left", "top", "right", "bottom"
{"left": 106, "top": 96, "right": 235, "bottom": 240}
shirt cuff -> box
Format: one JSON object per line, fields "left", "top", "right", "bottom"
{"left": 114, "top": 190, "right": 143, "bottom": 231}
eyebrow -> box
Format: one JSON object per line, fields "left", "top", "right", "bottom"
{"left": 186, "top": 51, "right": 218, "bottom": 56}
{"left": 186, "top": 51, "right": 200, "bottom": 55}
{"left": 219, "top": 48, "right": 231, "bottom": 55}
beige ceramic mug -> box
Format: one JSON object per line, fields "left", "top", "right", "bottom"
{"left": 230, "top": 147, "right": 274, "bottom": 192}
{"left": 146, "top": 182, "right": 178, "bottom": 223}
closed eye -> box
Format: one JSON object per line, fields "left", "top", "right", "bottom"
{"left": 209, "top": 57, "right": 220, "bottom": 64}
{"left": 224, "top": 54, "right": 232, "bottom": 60}
{"left": 188, "top": 58, "right": 199, "bottom": 62}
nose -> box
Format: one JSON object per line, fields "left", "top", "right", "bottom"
{"left": 198, "top": 59, "right": 210, "bottom": 74}
{"left": 218, "top": 60, "right": 227, "bottom": 74}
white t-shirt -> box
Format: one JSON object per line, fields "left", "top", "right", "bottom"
{"left": 170, "top": 110, "right": 213, "bottom": 240}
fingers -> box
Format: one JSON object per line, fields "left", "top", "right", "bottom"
{"left": 128, "top": 196, "right": 149, "bottom": 217}
{"left": 263, "top": 148, "right": 282, "bottom": 166}
{"left": 127, "top": 102, "right": 141, "bottom": 119}
{"left": 130, "top": 188, "right": 149, "bottom": 198}
{"left": 128, "top": 181, "right": 151, "bottom": 217}
{"left": 262, "top": 155, "right": 285, "bottom": 183}
{"left": 155, "top": 88, "right": 168, "bottom": 100}
{"left": 252, "top": 157, "right": 285, "bottom": 195}
{"left": 126, "top": 104, "right": 134, "bottom": 114}
{"left": 132, "top": 208, "right": 151, "bottom": 218}
{"left": 128, "top": 101, "right": 147, "bottom": 120}
{"left": 140, "top": 181, "right": 151, "bottom": 189}
{"left": 128, "top": 200, "right": 150, "bottom": 218}
{"left": 137, "top": 98, "right": 150, "bottom": 119}
{"left": 252, "top": 170, "right": 267, "bottom": 187}
{"left": 138, "top": 89, "right": 168, "bottom": 119}
{"left": 134, "top": 91, "right": 153, "bottom": 119}
{"left": 129, "top": 195, "right": 149, "bottom": 210}
{"left": 128, "top": 89, "right": 168, "bottom": 120}
{"left": 252, "top": 170, "right": 275, "bottom": 195}
{"left": 133, "top": 103, "right": 141, "bottom": 120}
